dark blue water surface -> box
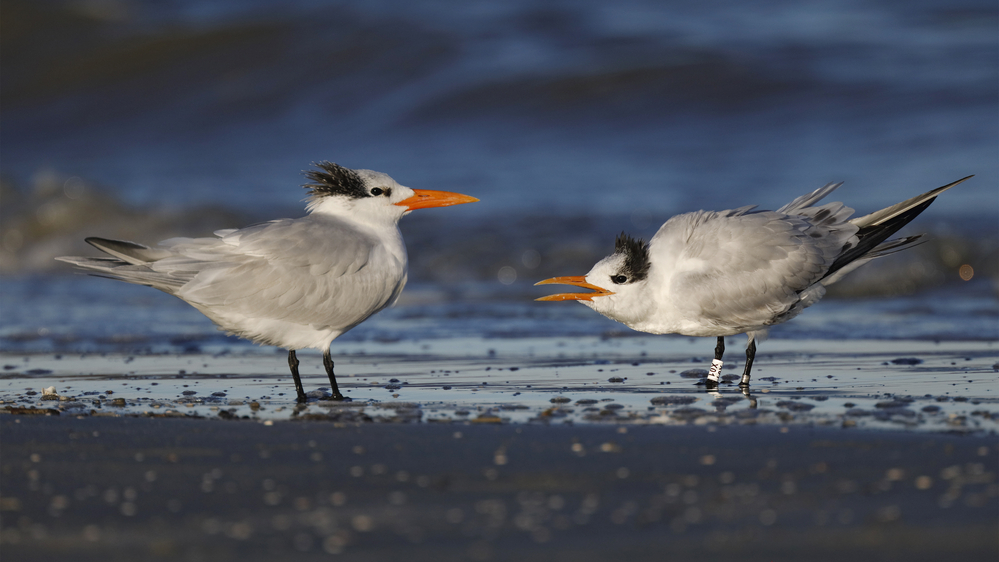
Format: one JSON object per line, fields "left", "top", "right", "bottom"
{"left": 1, "top": 0, "right": 996, "bottom": 348}
{"left": 1, "top": 274, "right": 996, "bottom": 355}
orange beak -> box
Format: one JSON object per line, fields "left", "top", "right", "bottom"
{"left": 396, "top": 189, "right": 479, "bottom": 210}
{"left": 534, "top": 276, "right": 615, "bottom": 301}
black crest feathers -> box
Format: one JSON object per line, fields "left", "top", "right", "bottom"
{"left": 614, "top": 232, "right": 651, "bottom": 282}
{"left": 303, "top": 162, "right": 367, "bottom": 199}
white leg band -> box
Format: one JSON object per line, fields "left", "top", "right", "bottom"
{"left": 707, "top": 359, "right": 723, "bottom": 382}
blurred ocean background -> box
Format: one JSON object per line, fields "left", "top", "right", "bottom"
{"left": 1, "top": 0, "right": 997, "bottom": 353}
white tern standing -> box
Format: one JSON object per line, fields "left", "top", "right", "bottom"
{"left": 536, "top": 176, "right": 971, "bottom": 388}
{"left": 58, "top": 162, "right": 478, "bottom": 401}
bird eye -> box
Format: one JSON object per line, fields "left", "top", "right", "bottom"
{"left": 611, "top": 275, "right": 628, "bottom": 284}
{"left": 370, "top": 188, "right": 384, "bottom": 196}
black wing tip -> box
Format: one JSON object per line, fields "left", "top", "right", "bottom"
{"left": 823, "top": 199, "right": 935, "bottom": 281}
{"left": 85, "top": 237, "right": 148, "bottom": 251}
{"left": 873, "top": 234, "right": 926, "bottom": 256}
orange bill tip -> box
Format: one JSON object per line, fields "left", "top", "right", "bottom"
{"left": 534, "top": 276, "right": 614, "bottom": 301}
{"left": 396, "top": 189, "right": 479, "bottom": 211}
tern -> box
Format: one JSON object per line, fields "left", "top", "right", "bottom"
{"left": 536, "top": 176, "right": 971, "bottom": 388}
{"left": 58, "top": 162, "right": 478, "bottom": 402}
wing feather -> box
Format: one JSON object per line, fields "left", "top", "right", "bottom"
{"left": 658, "top": 206, "right": 857, "bottom": 332}
{"left": 153, "top": 218, "right": 392, "bottom": 330}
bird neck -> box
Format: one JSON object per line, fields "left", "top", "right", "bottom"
{"left": 307, "top": 197, "right": 404, "bottom": 229}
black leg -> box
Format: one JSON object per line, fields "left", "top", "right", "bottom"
{"left": 288, "top": 350, "right": 307, "bottom": 403}
{"left": 323, "top": 348, "right": 346, "bottom": 400}
{"left": 706, "top": 336, "right": 725, "bottom": 389}
{"left": 714, "top": 336, "right": 725, "bottom": 361}
{"left": 739, "top": 338, "right": 756, "bottom": 387}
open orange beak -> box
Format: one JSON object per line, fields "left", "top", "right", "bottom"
{"left": 396, "top": 189, "right": 478, "bottom": 210}
{"left": 535, "top": 276, "right": 614, "bottom": 301}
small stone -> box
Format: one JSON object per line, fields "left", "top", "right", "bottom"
{"left": 650, "top": 395, "right": 698, "bottom": 406}
{"left": 875, "top": 400, "right": 912, "bottom": 409}
{"left": 775, "top": 400, "right": 815, "bottom": 412}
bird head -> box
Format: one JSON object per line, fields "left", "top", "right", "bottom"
{"left": 535, "top": 233, "right": 652, "bottom": 326}
{"left": 303, "top": 162, "right": 477, "bottom": 222}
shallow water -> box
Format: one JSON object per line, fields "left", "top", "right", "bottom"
{"left": 2, "top": 272, "right": 997, "bottom": 433}
{"left": 3, "top": 335, "right": 996, "bottom": 433}
{"left": 2, "top": 275, "right": 997, "bottom": 351}
{"left": 2, "top": 0, "right": 997, "bottom": 287}
{"left": 1, "top": 0, "right": 997, "bottom": 436}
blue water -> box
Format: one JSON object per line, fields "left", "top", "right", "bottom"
{"left": 1, "top": 275, "right": 996, "bottom": 355}
{"left": 1, "top": 0, "right": 997, "bottom": 351}
{"left": 2, "top": 0, "right": 995, "bottom": 215}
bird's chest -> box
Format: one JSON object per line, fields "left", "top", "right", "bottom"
{"left": 324, "top": 245, "right": 407, "bottom": 314}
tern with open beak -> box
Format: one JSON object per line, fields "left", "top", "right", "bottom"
{"left": 58, "top": 162, "right": 478, "bottom": 402}
{"left": 536, "top": 176, "right": 971, "bottom": 388}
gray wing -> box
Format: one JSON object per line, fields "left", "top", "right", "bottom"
{"left": 56, "top": 238, "right": 189, "bottom": 290}
{"left": 777, "top": 182, "right": 843, "bottom": 215}
{"left": 665, "top": 205, "right": 857, "bottom": 330}
{"left": 161, "top": 219, "right": 391, "bottom": 328}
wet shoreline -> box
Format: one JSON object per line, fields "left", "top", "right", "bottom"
{"left": 3, "top": 339, "right": 997, "bottom": 560}
{"left": 2, "top": 337, "right": 996, "bottom": 433}
{"left": 2, "top": 416, "right": 996, "bottom": 561}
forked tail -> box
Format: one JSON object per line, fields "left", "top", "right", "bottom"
{"left": 55, "top": 237, "right": 182, "bottom": 291}
{"left": 821, "top": 176, "right": 972, "bottom": 283}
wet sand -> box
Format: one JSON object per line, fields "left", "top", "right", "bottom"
{"left": 1, "top": 337, "right": 996, "bottom": 430}
{"left": 2, "top": 416, "right": 996, "bottom": 561}
{"left": 1, "top": 338, "right": 997, "bottom": 560}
